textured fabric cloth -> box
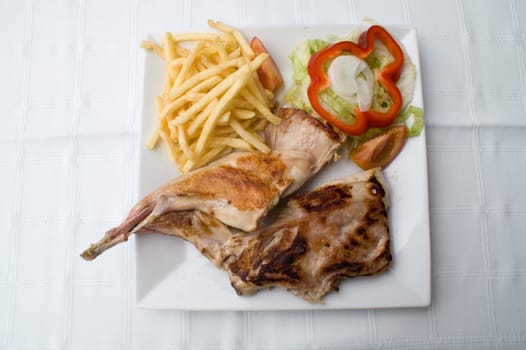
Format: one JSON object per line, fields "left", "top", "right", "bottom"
{"left": 1, "top": 0, "right": 525, "bottom": 349}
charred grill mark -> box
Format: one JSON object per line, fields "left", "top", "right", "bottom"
{"left": 376, "top": 237, "right": 393, "bottom": 263}
{"left": 294, "top": 185, "right": 352, "bottom": 213}
{"left": 228, "top": 230, "right": 307, "bottom": 286}
{"left": 252, "top": 232, "right": 306, "bottom": 285}
{"left": 324, "top": 261, "right": 365, "bottom": 274}
{"left": 364, "top": 198, "right": 388, "bottom": 226}
{"left": 317, "top": 182, "right": 391, "bottom": 278}
{"left": 197, "top": 168, "right": 390, "bottom": 301}
{"left": 356, "top": 226, "right": 367, "bottom": 239}
{"left": 365, "top": 215, "right": 378, "bottom": 226}
{"left": 378, "top": 247, "right": 392, "bottom": 262}
{"left": 229, "top": 257, "right": 248, "bottom": 280}
{"left": 368, "top": 175, "right": 386, "bottom": 198}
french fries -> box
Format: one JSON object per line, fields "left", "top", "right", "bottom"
{"left": 142, "top": 20, "right": 281, "bottom": 173}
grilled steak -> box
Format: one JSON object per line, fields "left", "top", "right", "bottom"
{"left": 81, "top": 108, "right": 342, "bottom": 261}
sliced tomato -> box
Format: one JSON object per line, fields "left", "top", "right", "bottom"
{"left": 250, "top": 36, "right": 283, "bottom": 92}
{"left": 350, "top": 125, "right": 407, "bottom": 170}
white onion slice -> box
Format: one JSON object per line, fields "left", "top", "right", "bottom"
{"left": 327, "top": 55, "right": 374, "bottom": 111}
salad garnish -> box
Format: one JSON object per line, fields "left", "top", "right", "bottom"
{"left": 306, "top": 25, "right": 404, "bottom": 136}
{"left": 283, "top": 23, "right": 423, "bottom": 170}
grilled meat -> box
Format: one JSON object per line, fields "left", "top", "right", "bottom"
{"left": 131, "top": 168, "right": 391, "bottom": 303}
{"left": 223, "top": 168, "right": 391, "bottom": 302}
{"left": 81, "top": 108, "right": 342, "bottom": 261}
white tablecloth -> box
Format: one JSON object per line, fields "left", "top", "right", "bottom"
{"left": 1, "top": 0, "right": 525, "bottom": 349}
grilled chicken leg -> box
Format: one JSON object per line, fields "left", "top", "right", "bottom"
{"left": 81, "top": 108, "right": 342, "bottom": 260}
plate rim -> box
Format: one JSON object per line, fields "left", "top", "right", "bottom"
{"left": 134, "top": 23, "right": 431, "bottom": 311}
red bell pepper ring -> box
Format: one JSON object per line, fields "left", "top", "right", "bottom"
{"left": 307, "top": 25, "right": 404, "bottom": 136}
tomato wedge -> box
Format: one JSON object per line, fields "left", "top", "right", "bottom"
{"left": 250, "top": 36, "right": 284, "bottom": 92}
{"left": 350, "top": 125, "right": 407, "bottom": 170}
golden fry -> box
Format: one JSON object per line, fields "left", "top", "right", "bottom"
{"left": 172, "top": 58, "right": 264, "bottom": 125}
{"left": 182, "top": 146, "right": 232, "bottom": 173}
{"left": 240, "top": 88, "right": 281, "bottom": 124}
{"left": 177, "top": 125, "right": 194, "bottom": 162}
{"left": 232, "top": 108, "right": 256, "bottom": 120}
{"left": 144, "top": 22, "right": 281, "bottom": 173}
{"left": 169, "top": 57, "right": 244, "bottom": 100}
{"left": 209, "top": 137, "right": 252, "bottom": 151}
{"left": 146, "top": 128, "right": 160, "bottom": 150}
{"left": 174, "top": 41, "right": 203, "bottom": 87}
{"left": 253, "top": 118, "right": 269, "bottom": 132}
{"left": 161, "top": 75, "right": 222, "bottom": 119}
{"left": 170, "top": 33, "right": 236, "bottom": 43}
{"left": 207, "top": 20, "right": 255, "bottom": 59}
{"left": 217, "top": 111, "right": 231, "bottom": 125}
{"left": 214, "top": 36, "right": 228, "bottom": 62}
{"left": 229, "top": 118, "right": 271, "bottom": 154}
{"left": 146, "top": 96, "right": 164, "bottom": 150}
{"left": 141, "top": 40, "right": 164, "bottom": 58}
{"left": 194, "top": 65, "right": 251, "bottom": 155}
{"left": 173, "top": 79, "right": 235, "bottom": 124}
{"left": 187, "top": 98, "right": 220, "bottom": 137}
{"left": 163, "top": 33, "right": 178, "bottom": 61}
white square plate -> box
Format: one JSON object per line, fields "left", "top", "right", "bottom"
{"left": 135, "top": 24, "right": 430, "bottom": 310}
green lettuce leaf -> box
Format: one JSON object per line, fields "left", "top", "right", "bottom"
{"left": 289, "top": 39, "right": 329, "bottom": 82}
{"left": 396, "top": 105, "right": 424, "bottom": 137}
{"left": 284, "top": 31, "right": 420, "bottom": 140}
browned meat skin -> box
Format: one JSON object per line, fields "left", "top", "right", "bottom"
{"left": 136, "top": 168, "right": 391, "bottom": 303}
{"left": 81, "top": 108, "right": 343, "bottom": 261}
{"left": 222, "top": 168, "right": 391, "bottom": 302}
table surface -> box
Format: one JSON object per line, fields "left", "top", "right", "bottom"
{"left": 1, "top": 0, "right": 525, "bottom": 349}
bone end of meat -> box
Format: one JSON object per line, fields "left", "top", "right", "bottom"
{"left": 80, "top": 228, "right": 126, "bottom": 261}
{"left": 80, "top": 200, "right": 155, "bottom": 261}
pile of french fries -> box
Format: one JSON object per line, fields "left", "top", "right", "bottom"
{"left": 141, "top": 20, "right": 281, "bottom": 173}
